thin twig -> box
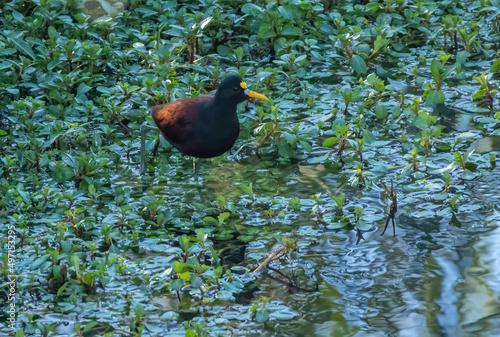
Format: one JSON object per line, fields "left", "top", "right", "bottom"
{"left": 252, "top": 245, "right": 287, "bottom": 273}
{"left": 381, "top": 180, "right": 397, "bottom": 236}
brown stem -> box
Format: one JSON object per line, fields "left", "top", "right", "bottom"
{"left": 36, "top": 151, "right": 40, "bottom": 173}
{"left": 337, "top": 138, "right": 346, "bottom": 155}
{"left": 111, "top": 107, "right": 131, "bottom": 132}
{"left": 254, "top": 120, "right": 278, "bottom": 155}
{"left": 252, "top": 245, "right": 287, "bottom": 273}
{"left": 188, "top": 41, "right": 194, "bottom": 64}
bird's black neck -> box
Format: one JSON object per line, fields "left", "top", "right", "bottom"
{"left": 206, "top": 97, "right": 239, "bottom": 118}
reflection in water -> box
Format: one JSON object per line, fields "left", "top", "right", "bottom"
{"left": 146, "top": 145, "right": 500, "bottom": 336}
{"left": 475, "top": 136, "right": 500, "bottom": 153}
{"left": 235, "top": 157, "right": 500, "bottom": 336}
{"left": 279, "top": 214, "right": 500, "bottom": 336}
{"left": 459, "top": 218, "right": 500, "bottom": 335}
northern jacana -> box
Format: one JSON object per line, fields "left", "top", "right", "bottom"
{"left": 140, "top": 75, "right": 268, "bottom": 177}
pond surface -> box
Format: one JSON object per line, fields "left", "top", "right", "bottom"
{"left": 131, "top": 146, "right": 500, "bottom": 336}
{"left": 2, "top": 0, "right": 500, "bottom": 336}
{"left": 234, "top": 170, "right": 497, "bottom": 337}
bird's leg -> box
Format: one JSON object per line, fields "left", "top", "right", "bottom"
{"left": 140, "top": 123, "right": 159, "bottom": 175}
{"left": 193, "top": 158, "right": 202, "bottom": 181}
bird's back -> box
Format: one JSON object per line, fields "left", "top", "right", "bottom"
{"left": 151, "top": 96, "right": 239, "bottom": 158}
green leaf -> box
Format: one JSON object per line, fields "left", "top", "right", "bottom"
{"left": 159, "top": 311, "right": 179, "bottom": 321}
{"left": 52, "top": 164, "right": 74, "bottom": 182}
{"left": 299, "top": 140, "right": 312, "bottom": 152}
{"left": 430, "top": 59, "right": 441, "bottom": 83}
{"left": 0, "top": 62, "right": 12, "bottom": 70}
{"left": 426, "top": 90, "right": 445, "bottom": 106}
{"left": 203, "top": 216, "right": 218, "bottom": 223}
{"left": 392, "top": 106, "right": 401, "bottom": 118}
{"left": 449, "top": 213, "right": 462, "bottom": 228}
{"left": 219, "top": 212, "right": 230, "bottom": 224}
{"left": 12, "top": 11, "right": 24, "bottom": 22}
{"left": 61, "top": 240, "right": 72, "bottom": 254}
{"left": 278, "top": 6, "right": 294, "bottom": 19}
{"left": 491, "top": 58, "right": 500, "bottom": 73}
{"left": 76, "top": 83, "right": 92, "bottom": 97}
{"left": 282, "top": 26, "right": 302, "bottom": 36}
{"left": 323, "top": 137, "right": 339, "bottom": 147}
{"left": 10, "top": 37, "right": 36, "bottom": 59}
{"left": 273, "top": 37, "right": 286, "bottom": 52}
{"left": 170, "top": 278, "right": 184, "bottom": 291}
{"left": 222, "top": 280, "right": 240, "bottom": 293}
{"left": 362, "top": 129, "right": 376, "bottom": 143}
{"left": 216, "top": 290, "right": 233, "bottom": 300}
{"left": 295, "top": 55, "right": 307, "bottom": 63}
{"left": 443, "top": 65, "right": 455, "bottom": 78}
{"left": 56, "top": 282, "right": 68, "bottom": 296}
{"left": 356, "top": 220, "right": 370, "bottom": 231}
{"left": 473, "top": 89, "right": 486, "bottom": 100}
{"left": 173, "top": 262, "right": 193, "bottom": 273}
{"left": 82, "top": 322, "right": 98, "bottom": 332}
{"left": 179, "top": 235, "right": 190, "bottom": 251}
{"left": 410, "top": 116, "right": 428, "bottom": 130}
{"left": 375, "top": 104, "right": 388, "bottom": 119}
{"left": 277, "top": 142, "right": 294, "bottom": 159}
{"left": 327, "top": 222, "right": 347, "bottom": 229}
{"left": 357, "top": 43, "right": 371, "bottom": 57}
{"left": 70, "top": 255, "right": 80, "bottom": 271}
{"left": 240, "top": 183, "right": 253, "bottom": 195}
{"left": 217, "top": 45, "right": 230, "bottom": 56}
{"left": 190, "top": 276, "right": 202, "bottom": 288}
{"left": 237, "top": 235, "right": 254, "bottom": 242}
{"left": 180, "top": 271, "right": 190, "bottom": 281}
{"left": 462, "top": 169, "right": 475, "bottom": 180}
{"left": 255, "top": 309, "right": 270, "bottom": 322}
{"left": 456, "top": 51, "right": 469, "bottom": 65}
{"left": 241, "top": 3, "right": 264, "bottom": 15}
{"left": 351, "top": 55, "right": 367, "bottom": 74}
{"left": 373, "top": 38, "right": 389, "bottom": 54}
{"left": 31, "top": 254, "right": 50, "bottom": 270}
{"left": 282, "top": 131, "right": 296, "bottom": 146}
{"left": 6, "top": 87, "right": 19, "bottom": 95}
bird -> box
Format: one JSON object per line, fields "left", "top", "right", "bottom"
{"left": 140, "top": 74, "right": 269, "bottom": 177}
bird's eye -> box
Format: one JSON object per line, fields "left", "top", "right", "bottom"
{"left": 233, "top": 87, "right": 239, "bottom": 92}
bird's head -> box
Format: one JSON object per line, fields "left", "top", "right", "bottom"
{"left": 215, "top": 75, "right": 268, "bottom": 104}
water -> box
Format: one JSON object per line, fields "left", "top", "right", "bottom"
{"left": 228, "top": 163, "right": 500, "bottom": 337}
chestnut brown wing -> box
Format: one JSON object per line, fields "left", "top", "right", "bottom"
{"left": 151, "top": 96, "right": 212, "bottom": 150}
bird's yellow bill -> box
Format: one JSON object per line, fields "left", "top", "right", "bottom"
{"left": 245, "top": 89, "right": 269, "bottom": 101}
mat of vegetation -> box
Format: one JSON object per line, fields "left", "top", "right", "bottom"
{"left": 1, "top": 0, "right": 500, "bottom": 336}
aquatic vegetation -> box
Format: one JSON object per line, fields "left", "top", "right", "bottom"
{"left": 1, "top": 0, "right": 500, "bottom": 336}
